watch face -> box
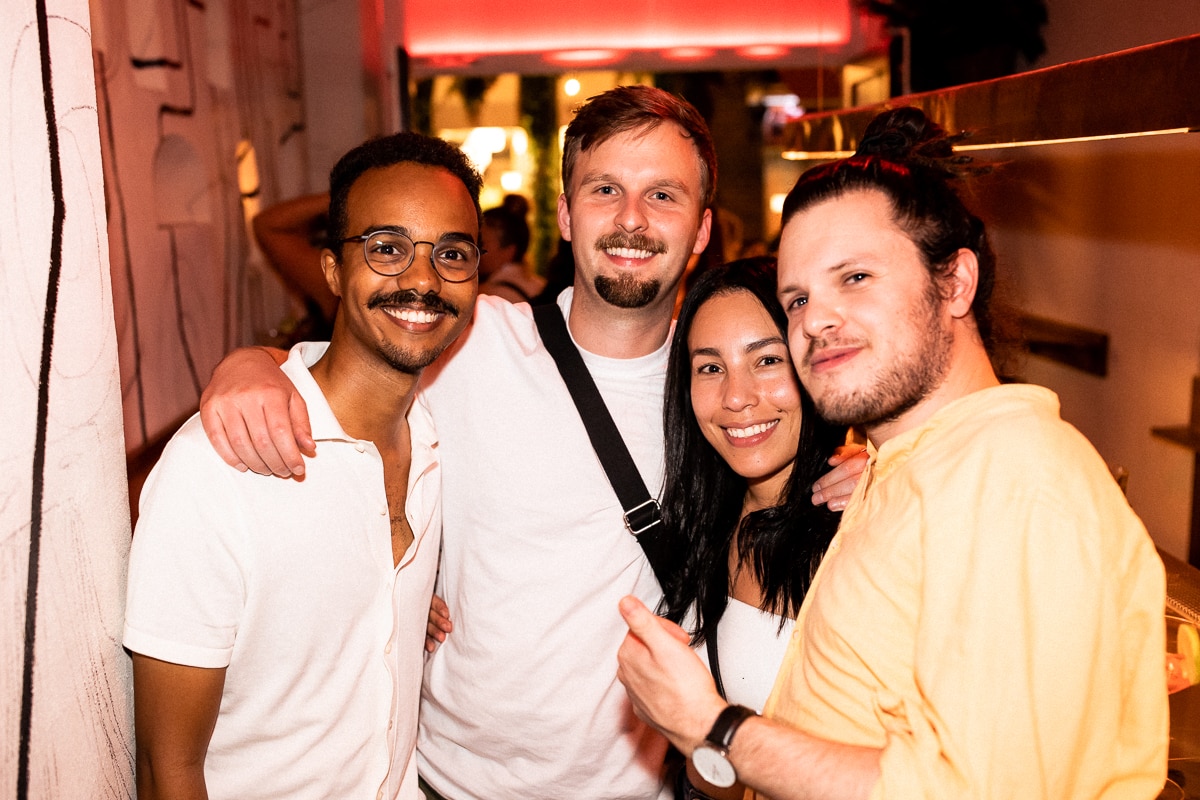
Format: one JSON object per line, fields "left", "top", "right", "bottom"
{"left": 692, "top": 744, "right": 737, "bottom": 788}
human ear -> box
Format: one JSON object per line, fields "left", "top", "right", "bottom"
{"left": 556, "top": 193, "right": 573, "bottom": 242}
{"left": 944, "top": 248, "right": 978, "bottom": 319}
{"left": 691, "top": 207, "right": 713, "bottom": 255}
{"left": 320, "top": 249, "right": 343, "bottom": 299}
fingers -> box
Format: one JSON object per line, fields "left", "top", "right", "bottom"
{"left": 425, "top": 595, "right": 453, "bottom": 654}
{"left": 290, "top": 393, "right": 317, "bottom": 456}
{"left": 255, "top": 393, "right": 310, "bottom": 478}
{"left": 199, "top": 346, "right": 309, "bottom": 478}
{"left": 617, "top": 596, "right": 728, "bottom": 755}
{"left": 429, "top": 595, "right": 453, "bottom": 632}
{"left": 200, "top": 403, "right": 249, "bottom": 473}
{"left": 812, "top": 447, "right": 869, "bottom": 510}
{"left": 618, "top": 596, "right": 690, "bottom": 645}
{"left": 618, "top": 595, "right": 657, "bottom": 641}
{"left": 240, "top": 403, "right": 300, "bottom": 478}
{"left": 425, "top": 622, "right": 447, "bottom": 653}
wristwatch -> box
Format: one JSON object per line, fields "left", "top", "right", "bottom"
{"left": 691, "top": 704, "right": 758, "bottom": 788}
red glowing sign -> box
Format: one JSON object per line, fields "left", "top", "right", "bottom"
{"left": 402, "top": 0, "right": 854, "bottom": 62}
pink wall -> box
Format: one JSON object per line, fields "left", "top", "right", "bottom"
{"left": 93, "top": 0, "right": 307, "bottom": 455}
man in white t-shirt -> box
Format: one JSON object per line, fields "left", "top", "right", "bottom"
{"left": 196, "top": 87, "right": 861, "bottom": 799}
{"left": 125, "top": 132, "right": 483, "bottom": 800}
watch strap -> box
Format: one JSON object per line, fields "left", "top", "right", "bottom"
{"left": 704, "top": 704, "right": 757, "bottom": 750}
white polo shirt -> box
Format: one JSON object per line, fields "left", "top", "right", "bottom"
{"left": 124, "top": 344, "right": 441, "bottom": 800}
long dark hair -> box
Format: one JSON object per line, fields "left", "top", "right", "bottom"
{"left": 659, "top": 257, "right": 846, "bottom": 643}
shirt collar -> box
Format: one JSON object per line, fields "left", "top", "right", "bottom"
{"left": 283, "top": 341, "right": 441, "bottom": 452}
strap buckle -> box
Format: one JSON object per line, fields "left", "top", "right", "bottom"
{"left": 624, "top": 498, "right": 662, "bottom": 537}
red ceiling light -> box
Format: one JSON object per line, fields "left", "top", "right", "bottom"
{"left": 662, "top": 47, "right": 718, "bottom": 62}
{"left": 542, "top": 49, "right": 626, "bottom": 67}
{"left": 735, "top": 44, "right": 791, "bottom": 60}
{"left": 402, "top": 0, "right": 853, "bottom": 58}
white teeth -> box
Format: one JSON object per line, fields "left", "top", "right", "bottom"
{"left": 384, "top": 307, "right": 439, "bottom": 324}
{"left": 726, "top": 420, "right": 778, "bottom": 439}
{"left": 606, "top": 247, "right": 654, "bottom": 259}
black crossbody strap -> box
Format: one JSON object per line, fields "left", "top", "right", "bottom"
{"left": 532, "top": 304, "right": 672, "bottom": 587}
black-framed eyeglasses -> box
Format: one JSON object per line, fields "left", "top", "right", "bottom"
{"left": 339, "top": 230, "right": 483, "bottom": 283}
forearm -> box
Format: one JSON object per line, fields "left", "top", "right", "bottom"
{"left": 131, "top": 655, "right": 223, "bottom": 800}
{"left": 136, "top": 751, "right": 209, "bottom": 800}
{"left": 728, "top": 716, "right": 880, "bottom": 800}
{"left": 252, "top": 193, "right": 335, "bottom": 318}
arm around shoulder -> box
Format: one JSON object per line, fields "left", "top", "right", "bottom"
{"left": 199, "top": 346, "right": 312, "bottom": 477}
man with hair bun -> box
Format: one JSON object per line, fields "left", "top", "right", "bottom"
{"left": 618, "top": 106, "right": 1168, "bottom": 800}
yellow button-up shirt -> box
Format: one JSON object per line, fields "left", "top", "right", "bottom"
{"left": 764, "top": 384, "right": 1168, "bottom": 799}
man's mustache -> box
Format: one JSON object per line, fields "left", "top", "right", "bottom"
{"left": 593, "top": 232, "right": 667, "bottom": 255}
{"left": 367, "top": 289, "right": 460, "bottom": 317}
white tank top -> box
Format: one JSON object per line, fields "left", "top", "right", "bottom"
{"left": 700, "top": 596, "right": 796, "bottom": 712}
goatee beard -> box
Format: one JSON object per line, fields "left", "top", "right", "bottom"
{"left": 594, "top": 274, "right": 661, "bottom": 308}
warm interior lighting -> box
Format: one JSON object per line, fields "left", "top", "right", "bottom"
{"left": 459, "top": 127, "right": 509, "bottom": 172}
{"left": 402, "top": 0, "right": 854, "bottom": 63}
{"left": 424, "top": 54, "right": 479, "bottom": 69}
{"left": 783, "top": 127, "right": 1196, "bottom": 161}
{"left": 441, "top": 126, "right": 535, "bottom": 212}
{"left": 563, "top": 77, "right": 581, "bottom": 97}
{"left": 510, "top": 128, "right": 529, "bottom": 155}
{"left": 769, "top": 193, "right": 788, "bottom": 214}
{"left": 781, "top": 149, "right": 855, "bottom": 160}
{"left": 663, "top": 47, "right": 716, "bottom": 61}
{"left": 952, "top": 127, "right": 1194, "bottom": 151}
{"left": 736, "top": 44, "right": 790, "bottom": 59}
{"left": 543, "top": 49, "right": 624, "bottom": 66}
{"left": 500, "top": 171, "right": 523, "bottom": 191}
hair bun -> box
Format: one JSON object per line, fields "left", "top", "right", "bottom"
{"left": 857, "top": 107, "right": 952, "bottom": 159}
{"left": 856, "top": 106, "right": 984, "bottom": 177}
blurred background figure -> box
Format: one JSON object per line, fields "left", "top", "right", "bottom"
{"left": 252, "top": 192, "right": 336, "bottom": 340}
{"left": 479, "top": 194, "right": 546, "bottom": 303}
{"left": 530, "top": 236, "right": 576, "bottom": 305}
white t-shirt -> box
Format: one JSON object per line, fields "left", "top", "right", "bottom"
{"left": 417, "top": 291, "right": 672, "bottom": 800}
{"left": 124, "top": 345, "right": 441, "bottom": 800}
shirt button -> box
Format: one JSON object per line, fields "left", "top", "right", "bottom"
{"left": 380, "top": 506, "right": 387, "bottom": 516}
{"left": 388, "top": 719, "right": 394, "bottom": 730}
{"left": 385, "top": 642, "right": 392, "bottom": 654}
{"left": 376, "top": 791, "right": 383, "bottom": 800}
{"left": 355, "top": 441, "right": 366, "bottom": 453}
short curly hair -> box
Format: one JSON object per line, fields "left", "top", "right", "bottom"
{"left": 326, "top": 132, "right": 484, "bottom": 254}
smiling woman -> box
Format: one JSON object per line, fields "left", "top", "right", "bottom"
{"left": 657, "top": 257, "right": 848, "bottom": 799}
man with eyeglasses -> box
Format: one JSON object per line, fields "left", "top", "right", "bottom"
{"left": 123, "top": 132, "right": 483, "bottom": 800}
